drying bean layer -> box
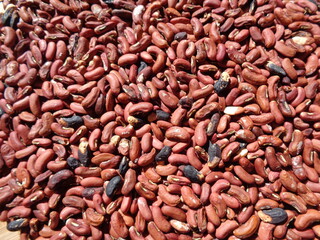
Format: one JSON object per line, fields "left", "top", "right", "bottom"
{"left": 0, "top": 0, "right": 320, "bottom": 239}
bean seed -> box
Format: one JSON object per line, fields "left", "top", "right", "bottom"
{"left": 258, "top": 208, "right": 288, "bottom": 224}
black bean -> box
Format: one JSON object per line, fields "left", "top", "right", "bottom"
{"left": 183, "top": 165, "right": 204, "bottom": 183}
{"left": 7, "top": 218, "right": 28, "bottom": 231}
{"left": 10, "top": 11, "right": 19, "bottom": 29}
{"left": 179, "top": 96, "right": 193, "bottom": 109}
{"left": 2, "top": 7, "right": 15, "bottom": 27}
{"left": 214, "top": 72, "right": 230, "bottom": 95}
{"left": 249, "top": 0, "right": 256, "bottom": 13}
{"left": 214, "top": 80, "right": 229, "bottom": 95}
{"left": 78, "top": 140, "right": 91, "bottom": 167}
{"left": 0, "top": 107, "right": 4, "bottom": 117}
{"left": 266, "top": 61, "right": 286, "bottom": 77}
{"left": 106, "top": 175, "right": 122, "bottom": 198}
{"left": 138, "top": 61, "right": 148, "bottom": 73}
{"left": 67, "top": 157, "right": 80, "bottom": 170}
{"left": 156, "top": 110, "right": 170, "bottom": 121}
{"left": 174, "top": 32, "right": 187, "bottom": 41}
{"left": 206, "top": 113, "right": 220, "bottom": 136}
{"left": 118, "top": 156, "right": 129, "bottom": 176}
{"left": 60, "top": 115, "right": 83, "bottom": 128}
{"left": 208, "top": 142, "right": 221, "bottom": 169}
{"left": 155, "top": 146, "right": 172, "bottom": 162}
{"left": 127, "top": 116, "right": 145, "bottom": 128}
{"left": 258, "top": 208, "right": 288, "bottom": 224}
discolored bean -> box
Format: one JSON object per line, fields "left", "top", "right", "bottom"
{"left": 105, "top": 175, "right": 123, "bottom": 198}
{"left": 258, "top": 208, "right": 288, "bottom": 224}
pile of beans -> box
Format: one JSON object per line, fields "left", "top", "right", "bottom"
{"left": 0, "top": 0, "right": 320, "bottom": 239}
